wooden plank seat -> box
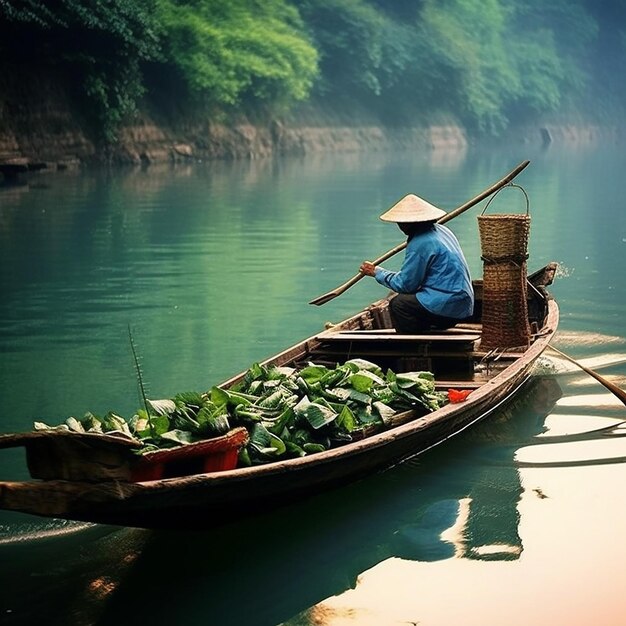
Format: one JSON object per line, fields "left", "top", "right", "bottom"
{"left": 315, "top": 328, "right": 481, "bottom": 345}
{"left": 321, "top": 326, "right": 480, "bottom": 335}
{"left": 312, "top": 328, "right": 482, "bottom": 379}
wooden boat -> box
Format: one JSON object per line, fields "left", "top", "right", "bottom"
{"left": 0, "top": 263, "right": 559, "bottom": 529}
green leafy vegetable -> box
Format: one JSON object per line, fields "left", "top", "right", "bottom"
{"left": 34, "top": 358, "right": 448, "bottom": 466}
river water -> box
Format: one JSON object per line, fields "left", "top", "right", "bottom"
{"left": 1, "top": 142, "right": 626, "bottom": 625}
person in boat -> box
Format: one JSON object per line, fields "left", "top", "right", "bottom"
{"left": 359, "top": 194, "right": 474, "bottom": 334}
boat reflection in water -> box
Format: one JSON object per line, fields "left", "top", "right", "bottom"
{"left": 0, "top": 376, "right": 562, "bottom": 626}
{"left": 378, "top": 374, "right": 562, "bottom": 566}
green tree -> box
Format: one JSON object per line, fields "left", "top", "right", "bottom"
{"left": 578, "top": 0, "right": 626, "bottom": 116}
{"left": 293, "top": 0, "right": 400, "bottom": 98}
{"left": 0, "top": 0, "right": 161, "bottom": 143}
{"left": 509, "top": 0, "right": 597, "bottom": 102}
{"left": 155, "top": 0, "right": 319, "bottom": 111}
{"left": 383, "top": 0, "right": 598, "bottom": 131}
{"left": 416, "top": 0, "right": 530, "bottom": 132}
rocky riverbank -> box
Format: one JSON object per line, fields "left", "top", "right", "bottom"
{"left": 0, "top": 72, "right": 623, "bottom": 182}
{"left": 0, "top": 101, "right": 472, "bottom": 178}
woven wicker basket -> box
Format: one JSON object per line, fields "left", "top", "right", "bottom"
{"left": 479, "top": 262, "right": 531, "bottom": 350}
{"left": 478, "top": 184, "right": 532, "bottom": 351}
{"left": 478, "top": 185, "right": 530, "bottom": 261}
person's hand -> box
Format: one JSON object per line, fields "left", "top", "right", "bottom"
{"left": 360, "top": 261, "right": 377, "bottom": 276}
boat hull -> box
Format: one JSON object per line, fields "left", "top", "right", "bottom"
{"left": 0, "top": 269, "right": 559, "bottom": 529}
{"left": 1, "top": 303, "right": 556, "bottom": 528}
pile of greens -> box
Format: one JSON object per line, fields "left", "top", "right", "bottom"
{"left": 35, "top": 359, "right": 448, "bottom": 466}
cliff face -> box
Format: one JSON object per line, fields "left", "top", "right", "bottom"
{"left": 0, "top": 96, "right": 470, "bottom": 174}
{"left": 0, "top": 68, "right": 470, "bottom": 178}
{"left": 0, "top": 71, "right": 621, "bottom": 181}
{"left": 113, "top": 117, "right": 469, "bottom": 164}
{"left": 0, "top": 69, "right": 94, "bottom": 174}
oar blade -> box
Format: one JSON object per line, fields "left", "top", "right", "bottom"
{"left": 549, "top": 345, "right": 626, "bottom": 407}
{"left": 309, "top": 291, "right": 339, "bottom": 306}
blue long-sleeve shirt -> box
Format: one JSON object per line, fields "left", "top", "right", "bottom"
{"left": 374, "top": 224, "right": 474, "bottom": 319}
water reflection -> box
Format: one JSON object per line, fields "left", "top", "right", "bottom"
{"left": 0, "top": 524, "right": 148, "bottom": 626}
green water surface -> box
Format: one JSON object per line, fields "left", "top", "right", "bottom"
{"left": 1, "top": 143, "right": 625, "bottom": 625}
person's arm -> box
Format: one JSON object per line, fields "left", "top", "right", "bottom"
{"left": 373, "top": 241, "right": 431, "bottom": 293}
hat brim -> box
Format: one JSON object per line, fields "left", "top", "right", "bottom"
{"left": 380, "top": 194, "right": 446, "bottom": 223}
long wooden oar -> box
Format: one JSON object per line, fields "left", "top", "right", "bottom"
{"left": 547, "top": 345, "right": 626, "bottom": 406}
{"left": 309, "top": 159, "right": 531, "bottom": 306}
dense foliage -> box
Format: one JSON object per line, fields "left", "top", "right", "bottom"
{"left": 35, "top": 359, "right": 449, "bottom": 467}
{"left": 0, "top": 0, "right": 624, "bottom": 140}
{"left": 0, "top": 0, "right": 161, "bottom": 142}
{"left": 154, "top": 0, "right": 318, "bottom": 110}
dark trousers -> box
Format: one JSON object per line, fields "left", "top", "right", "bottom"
{"left": 389, "top": 294, "right": 462, "bottom": 334}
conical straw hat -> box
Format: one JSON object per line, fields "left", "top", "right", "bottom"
{"left": 379, "top": 194, "right": 446, "bottom": 223}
